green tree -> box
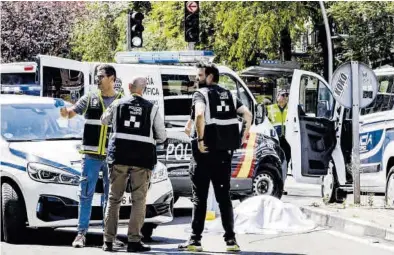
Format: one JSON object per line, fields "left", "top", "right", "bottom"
{"left": 70, "top": 2, "right": 129, "bottom": 62}
{"left": 329, "top": 1, "right": 394, "bottom": 68}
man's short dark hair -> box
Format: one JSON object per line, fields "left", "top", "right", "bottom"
{"left": 196, "top": 62, "right": 219, "bottom": 83}
{"left": 97, "top": 64, "right": 116, "bottom": 80}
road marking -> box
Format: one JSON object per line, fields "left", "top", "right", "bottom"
{"left": 325, "top": 229, "right": 394, "bottom": 252}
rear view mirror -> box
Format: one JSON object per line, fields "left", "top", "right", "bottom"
{"left": 255, "top": 103, "right": 266, "bottom": 125}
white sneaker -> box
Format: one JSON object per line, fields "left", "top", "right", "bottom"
{"left": 72, "top": 233, "right": 86, "bottom": 248}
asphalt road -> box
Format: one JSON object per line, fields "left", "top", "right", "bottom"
{"left": 1, "top": 179, "right": 393, "bottom": 255}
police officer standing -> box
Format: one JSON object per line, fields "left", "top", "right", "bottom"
{"left": 100, "top": 77, "right": 166, "bottom": 252}
{"left": 60, "top": 64, "right": 124, "bottom": 248}
{"left": 267, "top": 89, "right": 291, "bottom": 163}
{"left": 179, "top": 63, "right": 252, "bottom": 252}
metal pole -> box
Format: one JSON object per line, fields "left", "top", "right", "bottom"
{"left": 127, "top": 12, "right": 131, "bottom": 51}
{"left": 188, "top": 42, "right": 195, "bottom": 50}
{"left": 319, "top": 1, "right": 333, "bottom": 83}
{"left": 351, "top": 61, "right": 361, "bottom": 204}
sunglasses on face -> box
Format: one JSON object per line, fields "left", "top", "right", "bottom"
{"left": 279, "top": 93, "right": 289, "bottom": 97}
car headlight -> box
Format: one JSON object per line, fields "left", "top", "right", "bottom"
{"left": 151, "top": 162, "right": 168, "bottom": 184}
{"left": 27, "top": 163, "right": 80, "bottom": 186}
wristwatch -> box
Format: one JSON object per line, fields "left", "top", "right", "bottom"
{"left": 198, "top": 138, "right": 204, "bottom": 142}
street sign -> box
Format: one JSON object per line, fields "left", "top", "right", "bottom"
{"left": 330, "top": 61, "right": 378, "bottom": 205}
{"left": 331, "top": 62, "right": 378, "bottom": 109}
{"left": 186, "top": 1, "right": 198, "bottom": 13}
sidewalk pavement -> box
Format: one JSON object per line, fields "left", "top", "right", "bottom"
{"left": 283, "top": 177, "right": 394, "bottom": 242}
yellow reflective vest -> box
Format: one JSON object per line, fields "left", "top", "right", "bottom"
{"left": 267, "top": 104, "right": 288, "bottom": 137}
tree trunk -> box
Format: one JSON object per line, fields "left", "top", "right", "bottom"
{"left": 280, "top": 27, "right": 292, "bottom": 61}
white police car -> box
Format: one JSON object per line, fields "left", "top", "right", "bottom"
{"left": 0, "top": 95, "right": 173, "bottom": 244}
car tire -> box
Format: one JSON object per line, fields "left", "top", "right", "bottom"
{"left": 321, "top": 161, "right": 347, "bottom": 203}
{"left": 252, "top": 163, "right": 283, "bottom": 199}
{"left": 385, "top": 166, "right": 394, "bottom": 207}
{"left": 141, "top": 223, "right": 157, "bottom": 242}
{"left": 2, "top": 182, "right": 27, "bottom": 244}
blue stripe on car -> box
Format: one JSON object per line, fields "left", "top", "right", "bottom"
{"left": 0, "top": 161, "right": 26, "bottom": 171}
{"left": 9, "top": 148, "right": 80, "bottom": 176}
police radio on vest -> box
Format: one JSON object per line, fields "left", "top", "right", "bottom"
{"left": 115, "top": 51, "right": 215, "bottom": 64}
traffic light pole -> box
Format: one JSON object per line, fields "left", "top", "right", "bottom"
{"left": 188, "top": 42, "right": 195, "bottom": 50}
{"left": 127, "top": 12, "right": 131, "bottom": 51}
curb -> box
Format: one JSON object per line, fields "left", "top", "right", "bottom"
{"left": 300, "top": 206, "right": 394, "bottom": 242}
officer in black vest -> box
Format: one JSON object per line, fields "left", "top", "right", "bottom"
{"left": 179, "top": 63, "right": 252, "bottom": 252}
{"left": 101, "top": 77, "right": 166, "bottom": 252}
{"left": 60, "top": 64, "right": 124, "bottom": 248}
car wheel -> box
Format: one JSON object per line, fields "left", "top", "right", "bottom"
{"left": 385, "top": 166, "right": 394, "bottom": 207}
{"left": 2, "top": 182, "right": 27, "bottom": 244}
{"left": 141, "top": 223, "right": 157, "bottom": 242}
{"left": 321, "top": 161, "right": 347, "bottom": 203}
{"left": 252, "top": 163, "right": 283, "bottom": 199}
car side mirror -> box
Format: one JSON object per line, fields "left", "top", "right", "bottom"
{"left": 255, "top": 103, "right": 266, "bottom": 125}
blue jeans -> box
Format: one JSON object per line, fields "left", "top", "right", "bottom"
{"left": 77, "top": 155, "right": 109, "bottom": 234}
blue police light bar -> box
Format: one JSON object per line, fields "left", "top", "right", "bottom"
{"left": 115, "top": 51, "right": 215, "bottom": 64}
{"left": 259, "top": 59, "right": 300, "bottom": 69}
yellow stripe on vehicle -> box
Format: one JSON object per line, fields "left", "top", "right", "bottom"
{"left": 236, "top": 132, "right": 257, "bottom": 178}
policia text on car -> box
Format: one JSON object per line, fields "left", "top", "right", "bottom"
{"left": 178, "top": 63, "right": 252, "bottom": 252}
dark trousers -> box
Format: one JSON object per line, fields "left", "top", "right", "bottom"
{"left": 279, "top": 136, "right": 291, "bottom": 163}
{"left": 189, "top": 144, "right": 235, "bottom": 241}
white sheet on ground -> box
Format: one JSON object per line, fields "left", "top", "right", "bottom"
{"left": 205, "top": 195, "right": 317, "bottom": 235}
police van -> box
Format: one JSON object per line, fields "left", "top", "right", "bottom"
{"left": 23, "top": 51, "right": 287, "bottom": 202}
{"left": 0, "top": 62, "right": 40, "bottom": 95}
{"left": 285, "top": 65, "right": 394, "bottom": 205}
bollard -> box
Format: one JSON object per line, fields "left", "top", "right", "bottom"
{"left": 206, "top": 182, "right": 219, "bottom": 220}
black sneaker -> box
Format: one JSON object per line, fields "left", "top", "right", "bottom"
{"left": 178, "top": 239, "right": 203, "bottom": 252}
{"left": 127, "top": 241, "right": 151, "bottom": 252}
{"left": 226, "top": 239, "right": 240, "bottom": 252}
{"left": 102, "top": 242, "right": 113, "bottom": 252}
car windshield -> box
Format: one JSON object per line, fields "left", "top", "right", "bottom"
{"left": 1, "top": 102, "right": 84, "bottom": 142}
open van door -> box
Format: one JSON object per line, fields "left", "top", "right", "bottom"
{"left": 37, "top": 55, "right": 89, "bottom": 103}
{"left": 286, "top": 70, "right": 338, "bottom": 185}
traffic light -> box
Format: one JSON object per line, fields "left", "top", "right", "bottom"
{"left": 128, "top": 11, "right": 144, "bottom": 48}
{"left": 184, "top": 1, "right": 199, "bottom": 42}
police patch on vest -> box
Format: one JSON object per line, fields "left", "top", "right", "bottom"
{"left": 124, "top": 115, "right": 141, "bottom": 128}
{"left": 220, "top": 92, "right": 229, "bottom": 99}
{"left": 91, "top": 98, "right": 99, "bottom": 108}
{"left": 217, "top": 100, "right": 230, "bottom": 112}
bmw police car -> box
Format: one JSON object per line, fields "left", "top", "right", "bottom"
{"left": 0, "top": 95, "right": 173, "bottom": 244}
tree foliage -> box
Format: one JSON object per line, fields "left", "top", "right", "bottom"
{"left": 0, "top": 1, "right": 86, "bottom": 63}
{"left": 329, "top": 1, "right": 394, "bottom": 67}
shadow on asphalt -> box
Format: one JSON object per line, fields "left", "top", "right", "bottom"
{"left": 7, "top": 207, "right": 192, "bottom": 247}
{"left": 20, "top": 228, "right": 185, "bottom": 248}
{"left": 149, "top": 248, "right": 306, "bottom": 255}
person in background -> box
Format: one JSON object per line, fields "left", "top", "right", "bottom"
{"left": 100, "top": 77, "right": 166, "bottom": 252}
{"left": 60, "top": 64, "right": 124, "bottom": 248}
{"left": 267, "top": 89, "right": 291, "bottom": 173}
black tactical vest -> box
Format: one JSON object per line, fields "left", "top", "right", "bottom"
{"left": 198, "top": 86, "right": 240, "bottom": 150}
{"left": 107, "top": 95, "right": 158, "bottom": 169}
{"left": 80, "top": 91, "right": 122, "bottom": 156}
